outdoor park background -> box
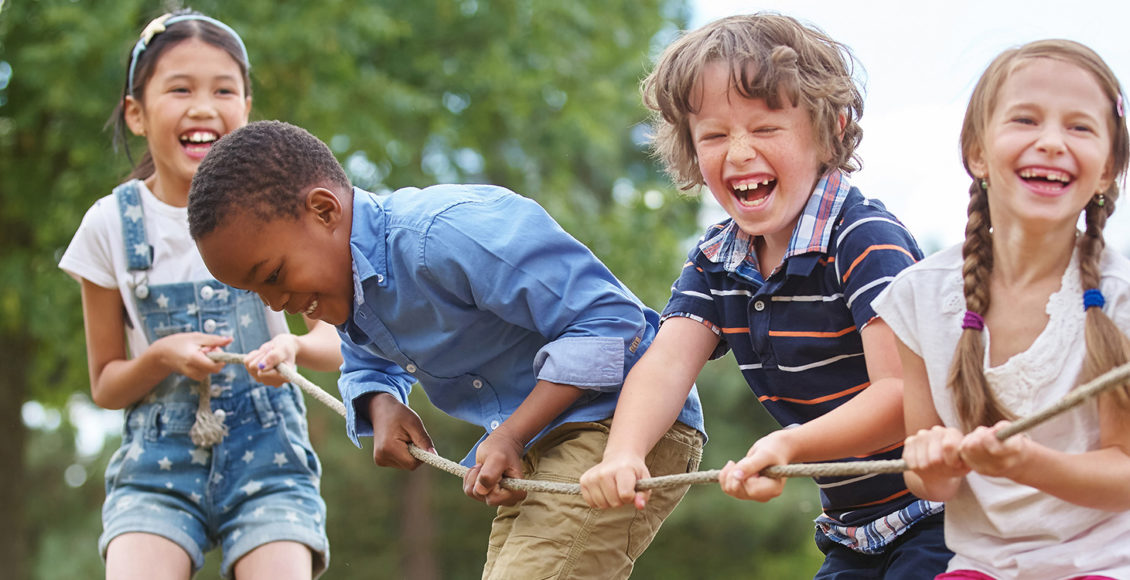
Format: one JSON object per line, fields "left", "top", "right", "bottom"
{"left": 2, "top": 0, "right": 1129, "bottom": 578}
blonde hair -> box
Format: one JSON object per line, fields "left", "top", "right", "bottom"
{"left": 643, "top": 12, "right": 864, "bottom": 190}
{"left": 952, "top": 39, "right": 1130, "bottom": 430}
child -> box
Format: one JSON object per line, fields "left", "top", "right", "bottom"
{"left": 579, "top": 13, "right": 952, "bottom": 577}
{"left": 874, "top": 39, "right": 1130, "bottom": 579}
{"left": 186, "top": 119, "right": 706, "bottom": 579}
{"left": 58, "top": 11, "right": 340, "bottom": 579}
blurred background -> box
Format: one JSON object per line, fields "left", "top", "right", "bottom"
{"left": 2, "top": 0, "right": 1127, "bottom": 578}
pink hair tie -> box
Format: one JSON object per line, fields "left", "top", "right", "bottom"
{"left": 962, "top": 311, "right": 984, "bottom": 331}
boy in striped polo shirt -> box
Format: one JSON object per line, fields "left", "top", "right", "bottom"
{"left": 580, "top": 13, "right": 951, "bottom": 578}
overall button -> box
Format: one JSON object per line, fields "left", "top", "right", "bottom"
{"left": 134, "top": 284, "right": 149, "bottom": 300}
{"left": 203, "top": 319, "right": 217, "bottom": 333}
{"left": 405, "top": 364, "right": 417, "bottom": 373}
{"left": 489, "top": 420, "right": 500, "bottom": 430}
{"left": 200, "top": 286, "right": 215, "bottom": 300}
{"left": 753, "top": 300, "right": 766, "bottom": 312}
{"left": 472, "top": 379, "right": 483, "bottom": 389}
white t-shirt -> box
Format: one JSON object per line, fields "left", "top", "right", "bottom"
{"left": 59, "top": 180, "right": 289, "bottom": 358}
{"left": 874, "top": 243, "right": 1130, "bottom": 579}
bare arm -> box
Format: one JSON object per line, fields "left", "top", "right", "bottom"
{"left": 899, "top": 337, "right": 967, "bottom": 502}
{"left": 720, "top": 318, "right": 908, "bottom": 501}
{"left": 81, "top": 279, "right": 228, "bottom": 409}
{"left": 580, "top": 317, "right": 717, "bottom": 509}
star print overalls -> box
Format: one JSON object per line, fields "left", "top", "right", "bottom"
{"left": 98, "top": 180, "right": 329, "bottom": 578}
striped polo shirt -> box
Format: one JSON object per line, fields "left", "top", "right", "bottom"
{"left": 664, "top": 170, "right": 935, "bottom": 545}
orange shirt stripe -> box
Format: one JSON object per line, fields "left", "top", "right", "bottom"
{"left": 842, "top": 244, "right": 915, "bottom": 281}
{"left": 757, "top": 381, "right": 869, "bottom": 405}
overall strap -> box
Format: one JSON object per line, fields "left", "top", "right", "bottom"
{"left": 114, "top": 180, "right": 153, "bottom": 272}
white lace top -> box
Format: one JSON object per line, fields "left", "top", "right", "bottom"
{"left": 874, "top": 242, "right": 1130, "bottom": 579}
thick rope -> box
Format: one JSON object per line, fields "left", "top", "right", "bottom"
{"left": 208, "top": 351, "right": 1130, "bottom": 495}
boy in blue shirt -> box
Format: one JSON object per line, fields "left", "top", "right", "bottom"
{"left": 579, "top": 13, "right": 951, "bottom": 578}
{"left": 187, "top": 120, "right": 704, "bottom": 579}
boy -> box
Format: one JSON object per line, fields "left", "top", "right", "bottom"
{"left": 578, "top": 13, "right": 952, "bottom": 578}
{"left": 187, "top": 120, "right": 704, "bottom": 579}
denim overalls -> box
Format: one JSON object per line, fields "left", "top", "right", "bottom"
{"left": 98, "top": 180, "right": 329, "bottom": 577}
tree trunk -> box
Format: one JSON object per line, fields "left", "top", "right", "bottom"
{"left": 401, "top": 467, "right": 438, "bottom": 580}
{"left": 0, "top": 334, "right": 30, "bottom": 580}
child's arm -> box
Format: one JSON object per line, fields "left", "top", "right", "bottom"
{"left": 580, "top": 317, "right": 717, "bottom": 510}
{"left": 719, "top": 319, "right": 910, "bottom": 501}
{"left": 958, "top": 396, "right": 1130, "bottom": 510}
{"left": 81, "top": 279, "right": 231, "bottom": 409}
{"left": 242, "top": 316, "right": 342, "bottom": 386}
{"left": 465, "top": 379, "right": 584, "bottom": 506}
{"left": 898, "top": 338, "right": 969, "bottom": 502}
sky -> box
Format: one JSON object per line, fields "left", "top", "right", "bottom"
{"left": 692, "top": 0, "right": 1130, "bottom": 253}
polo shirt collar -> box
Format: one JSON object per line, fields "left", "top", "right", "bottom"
{"left": 699, "top": 169, "right": 851, "bottom": 279}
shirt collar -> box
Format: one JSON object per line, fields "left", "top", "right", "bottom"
{"left": 349, "top": 187, "right": 389, "bottom": 306}
{"left": 699, "top": 169, "right": 851, "bottom": 276}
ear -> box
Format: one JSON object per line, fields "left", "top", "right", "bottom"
{"left": 836, "top": 111, "right": 847, "bottom": 138}
{"left": 306, "top": 187, "right": 343, "bottom": 228}
{"left": 124, "top": 96, "right": 146, "bottom": 137}
{"left": 967, "top": 145, "right": 988, "bottom": 179}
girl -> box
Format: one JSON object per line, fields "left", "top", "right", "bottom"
{"left": 59, "top": 11, "right": 339, "bottom": 580}
{"left": 874, "top": 39, "right": 1130, "bottom": 579}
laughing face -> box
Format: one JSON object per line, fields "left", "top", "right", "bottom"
{"left": 970, "top": 57, "right": 1114, "bottom": 235}
{"left": 195, "top": 188, "right": 356, "bottom": 326}
{"left": 688, "top": 61, "right": 827, "bottom": 254}
{"left": 125, "top": 37, "right": 251, "bottom": 205}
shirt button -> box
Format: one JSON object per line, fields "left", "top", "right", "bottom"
{"left": 489, "top": 420, "right": 500, "bottom": 430}
{"left": 472, "top": 379, "right": 483, "bottom": 389}
{"left": 375, "top": 274, "right": 385, "bottom": 283}
{"left": 405, "top": 364, "right": 417, "bottom": 373}
{"left": 200, "top": 286, "right": 215, "bottom": 300}
{"left": 753, "top": 300, "right": 766, "bottom": 312}
{"left": 203, "top": 319, "right": 217, "bottom": 332}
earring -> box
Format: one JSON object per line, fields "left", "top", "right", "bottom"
{"left": 1095, "top": 193, "right": 1106, "bottom": 208}
{"left": 980, "top": 178, "right": 989, "bottom": 191}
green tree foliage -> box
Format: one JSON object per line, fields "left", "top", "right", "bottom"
{"left": 3, "top": 0, "right": 824, "bottom": 577}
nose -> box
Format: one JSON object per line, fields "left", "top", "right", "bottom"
{"left": 258, "top": 290, "right": 288, "bottom": 312}
{"left": 727, "top": 133, "right": 757, "bottom": 165}
{"left": 187, "top": 95, "right": 218, "bottom": 119}
{"left": 1035, "top": 125, "right": 1066, "bottom": 156}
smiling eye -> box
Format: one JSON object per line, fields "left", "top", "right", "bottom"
{"left": 264, "top": 267, "right": 280, "bottom": 284}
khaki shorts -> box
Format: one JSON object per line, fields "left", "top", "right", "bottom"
{"left": 482, "top": 420, "right": 703, "bottom": 580}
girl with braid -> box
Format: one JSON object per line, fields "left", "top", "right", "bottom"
{"left": 874, "top": 39, "right": 1130, "bottom": 579}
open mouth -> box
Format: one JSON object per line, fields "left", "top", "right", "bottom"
{"left": 730, "top": 178, "right": 776, "bottom": 208}
{"left": 179, "top": 130, "right": 219, "bottom": 157}
{"left": 1018, "top": 167, "right": 1073, "bottom": 193}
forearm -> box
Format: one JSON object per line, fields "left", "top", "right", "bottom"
{"left": 778, "top": 377, "right": 906, "bottom": 463}
{"left": 903, "top": 470, "right": 962, "bottom": 502}
{"left": 1008, "top": 445, "right": 1130, "bottom": 511}
{"left": 498, "top": 380, "right": 584, "bottom": 446}
{"left": 603, "top": 364, "right": 694, "bottom": 460}
{"left": 90, "top": 347, "right": 173, "bottom": 409}
{"left": 293, "top": 320, "right": 343, "bottom": 372}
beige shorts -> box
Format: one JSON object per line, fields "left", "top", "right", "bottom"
{"left": 482, "top": 420, "right": 703, "bottom": 580}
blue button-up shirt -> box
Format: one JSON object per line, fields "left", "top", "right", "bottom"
{"left": 338, "top": 185, "right": 704, "bottom": 464}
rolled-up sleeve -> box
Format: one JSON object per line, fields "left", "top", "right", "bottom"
{"left": 421, "top": 192, "right": 649, "bottom": 391}
{"left": 338, "top": 337, "right": 418, "bottom": 446}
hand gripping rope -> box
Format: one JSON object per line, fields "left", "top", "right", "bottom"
{"left": 207, "top": 351, "right": 1130, "bottom": 495}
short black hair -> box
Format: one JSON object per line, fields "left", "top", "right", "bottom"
{"left": 188, "top": 120, "right": 352, "bottom": 239}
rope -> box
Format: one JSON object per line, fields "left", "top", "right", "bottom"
{"left": 207, "top": 351, "right": 1130, "bottom": 495}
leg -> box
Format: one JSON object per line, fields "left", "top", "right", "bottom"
{"left": 483, "top": 421, "right": 701, "bottom": 580}
{"left": 232, "top": 541, "right": 313, "bottom": 580}
{"left": 105, "top": 532, "right": 193, "bottom": 580}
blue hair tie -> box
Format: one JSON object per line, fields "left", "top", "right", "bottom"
{"left": 1084, "top": 288, "right": 1105, "bottom": 310}
{"left": 127, "top": 13, "right": 249, "bottom": 97}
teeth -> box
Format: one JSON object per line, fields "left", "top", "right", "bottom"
{"left": 181, "top": 131, "right": 217, "bottom": 144}
{"left": 304, "top": 299, "right": 318, "bottom": 316}
{"left": 1019, "top": 168, "right": 1070, "bottom": 182}
{"left": 733, "top": 179, "right": 772, "bottom": 192}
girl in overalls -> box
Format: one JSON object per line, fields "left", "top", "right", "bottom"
{"left": 59, "top": 11, "right": 340, "bottom": 579}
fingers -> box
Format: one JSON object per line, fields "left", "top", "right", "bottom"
{"left": 466, "top": 459, "right": 527, "bottom": 507}
{"left": 719, "top": 457, "right": 785, "bottom": 501}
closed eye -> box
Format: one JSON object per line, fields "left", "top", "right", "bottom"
{"left": 264, "top": 266, "right": 281, "bottom": 284}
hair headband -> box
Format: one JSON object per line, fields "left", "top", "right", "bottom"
{"left": 127, "top": 13, "right": 249, "bottom": 97}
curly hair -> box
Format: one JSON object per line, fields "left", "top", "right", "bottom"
{"left": 188, "top": 120, "right": 352, "bottom": 240}
{"left": 644, "top": 12, "right": 865, "bottom": 190}
{"left": 951, "top": 39, "right": 1130, "bottom": 430}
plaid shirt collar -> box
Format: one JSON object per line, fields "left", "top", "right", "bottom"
{"left": 698, "top": 169, "right": 851, "bottom": 277}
